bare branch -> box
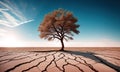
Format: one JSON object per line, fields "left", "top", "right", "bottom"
{"left": 64, "top": 35, "right": 73, "bottom": 40}
{"left": 52, "top": 22, "right": 62, "bottom": 38}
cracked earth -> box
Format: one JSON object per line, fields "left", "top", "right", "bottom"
{"left": 0, "top": 49, "right": 120, "bottom": 72}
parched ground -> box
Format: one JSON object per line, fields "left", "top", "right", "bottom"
{"left": 0, "top": 47, "right": 120, "bottom": 72}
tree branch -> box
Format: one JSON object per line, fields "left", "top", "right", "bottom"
{"left": 52, "top": 23, "right": 62, "bottom": 39}
{"left": 46, "top": 33, "right": 61, "bottom": 40}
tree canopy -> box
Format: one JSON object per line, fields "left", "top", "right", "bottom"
{"left": 38, "top": 8, "right": 80, "bottom": 51}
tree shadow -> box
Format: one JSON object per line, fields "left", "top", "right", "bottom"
{"left": 2, "top": 50, "right": 120, "bottom": 72}
{"left": 64, "top": 50, "right": 120, "bottom": 72}
{"left": 31, "top": 50, "right": 120, "bottom": 72}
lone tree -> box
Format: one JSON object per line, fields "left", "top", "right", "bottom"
{"left": 38, "top": 8, "right": 80, "bottom": 51}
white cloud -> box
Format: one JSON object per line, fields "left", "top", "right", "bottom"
{"left": 0, "top": 1, "right": 34, "bottom": 37}
{"left": 19, "top": 19, "right": 34, "bottom": 25}
{"left": 0, "top": 1, "right": 27, "bottom": 21}
{"left": 0, "top": 1, "right": 34, "bottom": 28}
{"left": 0, "top": 13, "right": 33, "bottom": 27}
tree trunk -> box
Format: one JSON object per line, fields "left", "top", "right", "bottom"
{"left": 60, "top": 39, "right": 64, "bottom": 51}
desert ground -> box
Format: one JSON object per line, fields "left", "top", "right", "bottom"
{"left": 0, "top": 47, "right": 120, "bottom": 72}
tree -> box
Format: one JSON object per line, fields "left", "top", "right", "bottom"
{"left": 38, "top": 8, "right": 80, "bottom": 51}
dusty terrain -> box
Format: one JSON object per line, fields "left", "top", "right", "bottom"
{"left": 0, "top": 47, "right": 120, "bottom": 72}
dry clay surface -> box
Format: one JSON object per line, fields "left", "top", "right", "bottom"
{"left": 0, "top": 50, "right": 120, "bottom": 72}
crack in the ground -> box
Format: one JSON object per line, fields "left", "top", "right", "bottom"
{"left": 0, "top": 53, "right": 32, "bottom": 65}
{"left": 1, "top": 51, "right": 120, "bottom": 72}
{"left": 41, "top": 53, "right": 56, "bottom": 72}
{"left": 62, "top": 56, "right": 84, "bottom": 72}
{"left": 22, "top": 57, "right": 46, "bottom": 72}
{"left": 5, "top": 52, "right": 56, "bottom": 72}
{"left": 53, "top": 54, "right": 63, "bottom": 71}
{"left": 0, "top": 52, "right": 12, "bottom": 58}
{"left": 69, "top": 54, "right": 98, "bottom": 72}
{"left": 0, "top": 56, "right": 30, "bottom": 65}
{"left": 22, "top": 52, "right": 57, "bottom": 72}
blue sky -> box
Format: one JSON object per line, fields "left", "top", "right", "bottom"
{"left": 0, "top": 0, "right": 120, "bottom": 47}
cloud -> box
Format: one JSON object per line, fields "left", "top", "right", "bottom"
{"left": 0, "top": 1, "right": 34, "bottom": 28}
{"left": 19, "top": 19, "right": 34, "bottom": 25}
{"left": 0, "top": 1, "right": 27, "bottom": 21}
{"left": 0, "top": 1, "right": 34, "bottom": 36}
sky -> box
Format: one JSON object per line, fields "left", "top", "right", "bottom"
{"left": 0, "top": 0, "right": 120, "bottom": 47}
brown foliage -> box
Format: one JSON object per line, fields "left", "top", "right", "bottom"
{"left": 38, "top": 8, "right": 80, "bottom": 41}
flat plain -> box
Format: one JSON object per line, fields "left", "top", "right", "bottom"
{"left": 0, "top": 47, "right": 120, "bottom": 72}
